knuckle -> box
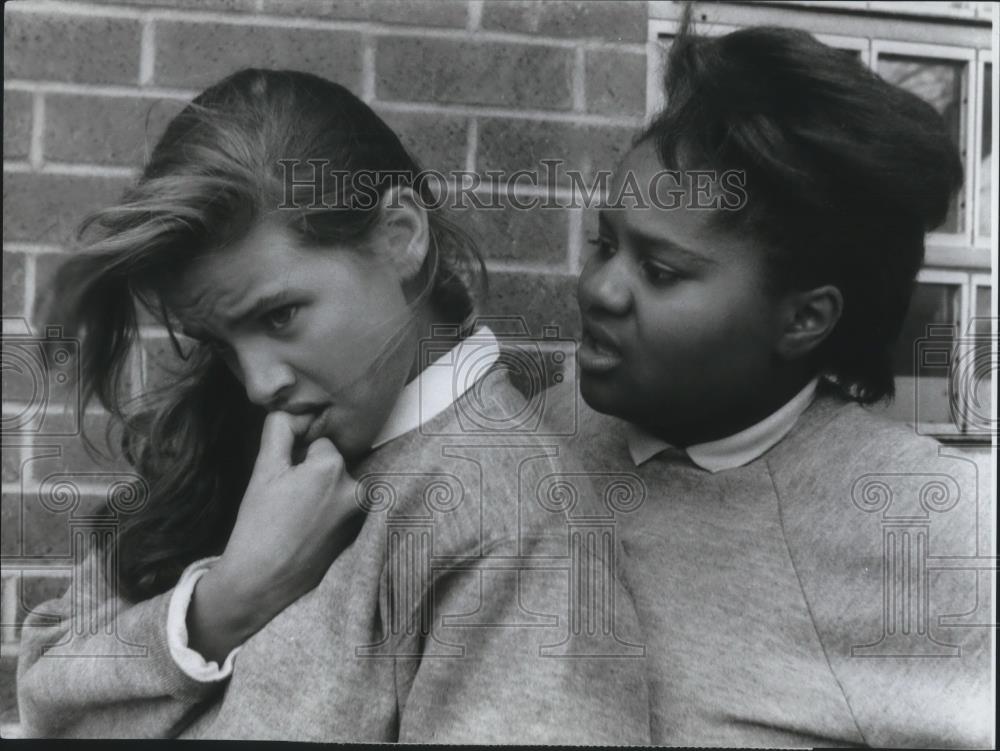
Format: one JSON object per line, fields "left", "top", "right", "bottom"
{"left": 308, "top": 450, "right": 339, "bottom": 471}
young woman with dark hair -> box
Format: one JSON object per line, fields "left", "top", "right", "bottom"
{"left": 560, "top": 16, "right": 992, "bottom": 748}
{"left": 15, "top": 69, "right": 650, "bottom": 743}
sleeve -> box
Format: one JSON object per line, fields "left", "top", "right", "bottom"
{"left": 394, "top": 533, "right": 652, "bottom": 744}
{"left": 16, "top": 549, "right": 225, "bottom": 738}
{"left": 777, "top": 432, "right": 994, "bottom": 748}
{"left": 167, "top": 556, "right": 242, "bottom": 682}
{"left": 827, "top": 462, "right": 994, "bottom": 749}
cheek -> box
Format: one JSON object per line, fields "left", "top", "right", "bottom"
{"left": 311, "top": 291, "right": 408, "bottom": 367}
{"left": 311, "top": 308, "right": 415, "bottom": 400}
{"left": 635, "top": 279, "right": 773, "bottom": 367}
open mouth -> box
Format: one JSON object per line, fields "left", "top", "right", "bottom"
{"left": 578, "top": 327, "right": 624, "bottom": 373}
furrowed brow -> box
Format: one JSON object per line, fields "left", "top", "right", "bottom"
{"left": 224, "top": 289, "right": 294, "bottom": 328}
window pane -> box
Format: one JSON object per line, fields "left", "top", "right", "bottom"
{"left": 892, "top": 283, "right": 962, "bottom": 377}
{"left": 964, "top": 285, "right": 993, "bottom": 432}
{"left": 979, "top": 63, "right": 992, "bottom": 238}
{"left": 877, "top": 283, "right": 962, "bottom": 427}
{"left": 974, "top": 284, "right": 991, "bottom": 333}
{"left": 878, "top": 54, "right": 967, "bottom": 233}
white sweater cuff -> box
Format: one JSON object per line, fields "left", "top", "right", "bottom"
{"left": 167, "top": 555, "right": 243, "bottom": 682}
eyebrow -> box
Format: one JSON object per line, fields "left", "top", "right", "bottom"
{"left": 597, "top": 211, "right": 716, "bottom": 268}
{"left": 179, "top": 289, "right": 293, "bottom": 340}
{"left": 225, "top": 289, "right": 295, "bottom": 328}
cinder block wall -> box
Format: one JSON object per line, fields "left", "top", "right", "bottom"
{"left": 1, "top": 0, "right": 648, "bottom": 732}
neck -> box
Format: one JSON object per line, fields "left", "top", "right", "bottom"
{"left": 644, "top": 369, "right": 817, "bottom": 448}
{"left": 405, "top": 300, "right": 466, "bottom": 382}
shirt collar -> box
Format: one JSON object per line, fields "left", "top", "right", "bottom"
{"left": 624, "top": 377, "right": 820, "bottom": 472}
{"left": 370, "top": 326, "right": 500, "bottom": 450}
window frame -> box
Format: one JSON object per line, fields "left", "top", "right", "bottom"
{"left": 973, "top": 50, "right": 993, "bottom": 249}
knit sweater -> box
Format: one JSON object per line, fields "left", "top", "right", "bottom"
{"left": 16, "top": 369, "right": 651, "bottom": 743}
{"left": 559, "top": 382, "right": 993, "bottom": 748}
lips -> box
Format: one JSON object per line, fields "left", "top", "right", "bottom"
{"left": 286, "top": 411, "right": 316, "bottom": 435}
{"left": 300, "top": 406, "right": 329, "bottom": 446}
{"left": 282, "top": 405, "right": 329, "bottom": 445}
{"left": 578, "top": 320, "right": 624, "bottom": 373}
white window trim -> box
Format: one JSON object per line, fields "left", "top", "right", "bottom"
{"left": 973, "top": 51, "right": 992, "bottom": 248}
{"left": 817, "top": 32, "right": 871, "bottom": 66}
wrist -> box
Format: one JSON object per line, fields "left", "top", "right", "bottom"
{"left": 193, "top": 561, "right": 279, "bottom": 643}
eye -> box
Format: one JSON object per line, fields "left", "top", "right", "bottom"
{"left": 586, "top": 235, "right": 617, "bottom": 259}
{"left": 641, "top": 260, "right": 680, "bottom": 286}
{"left": 262, "top": 304, "right": 299, "bottom": 331}
{"left": 202, "top": 337, "right": 232, "bottom": 357}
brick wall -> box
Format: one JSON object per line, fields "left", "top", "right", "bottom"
{"left": 1, "top": 0, "right": 648, "bottom": 734}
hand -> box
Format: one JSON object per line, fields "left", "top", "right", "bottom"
{"left": 187, "top": 411, "right": 362, "bottom": 663}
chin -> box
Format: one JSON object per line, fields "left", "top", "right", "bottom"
{"left": 580, "top": 373, "right": 659, "bottom": 430}
{"left": 579, "top": 373, "right": 628, "bottom": 419}
{"left": 326, "top": 431, "right": 363, "bottom": 463}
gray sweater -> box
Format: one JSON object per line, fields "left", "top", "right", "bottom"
{"left": 561, "top": 382, "right": 993, "bottom": 747}
{"left": 16, "top": 371, "right": 651, "bottom": 742}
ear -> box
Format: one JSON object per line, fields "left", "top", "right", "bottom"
{"left": 775, "top": 284, "right": 843, "bottom": 361}
{"left": 376, "top": 185, "right": 429, "bottom": 283}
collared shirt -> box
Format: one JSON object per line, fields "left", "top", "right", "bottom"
{"left": 167, "top": 326, "right": 500, "bottom": 681}
{"left": 625, "top": 377, "right": 820, "bottom": 472}
{"left": 372, "top": 326, "right": 500, "bottom": 449}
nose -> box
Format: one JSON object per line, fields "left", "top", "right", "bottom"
{"left": 578, "top": 250, "right": 633, "bottom": 317}
{"left": 236, "top": 344, "right": 296, "bottom": 409}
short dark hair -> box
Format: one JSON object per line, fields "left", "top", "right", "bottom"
{"left": 640, "top": 14, "right": 963, "bottom": 404}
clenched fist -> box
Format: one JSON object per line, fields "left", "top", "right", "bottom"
{"left": 188, "top": 411, "right": 364, "bottom": 663}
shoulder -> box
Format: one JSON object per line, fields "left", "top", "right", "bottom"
{"left": 763, "top": 394, "right": 992, "bottom": 748}
{"left": 767, "top": 390, "right": 977, "bottom": 492}
{"left": 357, "top": 372, "right": 623, "bottom": 552}
{"left": 766, "top": 391, "right": 986, "bottom": 620}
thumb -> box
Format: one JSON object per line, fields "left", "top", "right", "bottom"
{"left": 251, "top": 411, "right": 296, "bottom": 479}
